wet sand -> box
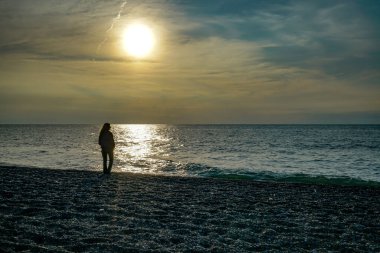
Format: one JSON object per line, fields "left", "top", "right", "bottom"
{"left": 1, "top": 166, "right": 379, "bottom": 252}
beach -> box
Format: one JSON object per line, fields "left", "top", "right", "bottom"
{"left": 1, "top": 166, "right": 379, "bottom": 252}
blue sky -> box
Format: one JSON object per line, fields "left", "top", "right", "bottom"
{"left": 0, "top": 0, "right": 379, "bottom": 123}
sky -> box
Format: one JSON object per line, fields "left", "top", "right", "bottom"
{"left": 0, "top": 0, "right": 379, "bottom": 124}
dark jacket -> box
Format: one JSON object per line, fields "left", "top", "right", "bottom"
{"left": 99, "top": 131, "right": 115, "bottom": 151}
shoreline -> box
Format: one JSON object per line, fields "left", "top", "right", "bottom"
{"left": 1, "top": 166, "right": 379, "bottom": 252}
{"left": 1, "top": 164, "right": 378, "bottom": 188}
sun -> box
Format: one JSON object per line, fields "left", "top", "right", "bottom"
{"left": 123, "top": 23, "right": 155, "bottom": 58}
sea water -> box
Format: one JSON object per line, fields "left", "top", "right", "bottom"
{"left": 0, "top": 124, "right": 379, "bottom": 186}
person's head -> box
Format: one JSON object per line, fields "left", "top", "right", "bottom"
{"left": 102, "top": 123, "right": 111, "bottom": 132}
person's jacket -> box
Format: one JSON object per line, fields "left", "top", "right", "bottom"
{"left": 99, "top": 131, "right": 115, "bottom": 151}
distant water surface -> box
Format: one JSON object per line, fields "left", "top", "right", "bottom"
{"left": 0, "top": 124, "right": 379, "bottom": 186}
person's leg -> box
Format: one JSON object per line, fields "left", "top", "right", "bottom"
{"left": 107, "top": 150, "right": 114, "bottom": 173}
{"left": 102, "top": 150, "right": 108, "bottom": 174}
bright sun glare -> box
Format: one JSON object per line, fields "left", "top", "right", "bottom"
{"left": 123, "top": 23, "right": 155, "bottom": 58}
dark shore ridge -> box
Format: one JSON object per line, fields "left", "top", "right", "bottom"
{"left": 1, "top": 166, "right": 379, "bottom": 252}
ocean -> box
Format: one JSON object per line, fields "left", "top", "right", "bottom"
{"left": 1, "top": 124, "right": 379, "bottom": 186}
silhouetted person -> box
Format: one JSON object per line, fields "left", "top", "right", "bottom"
{"left": 98, "top": 123, "right": 115, "bottom": 174}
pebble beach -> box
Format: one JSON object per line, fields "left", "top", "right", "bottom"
{"left": 1, "top": 166, "right": 379, "bottom": 252}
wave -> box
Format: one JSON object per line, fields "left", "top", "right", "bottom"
{"left": 178, "top": 163, "right": 380, "bottom": 187}
{"left": 1, "top": 162, "right": 379, "bottom": 188}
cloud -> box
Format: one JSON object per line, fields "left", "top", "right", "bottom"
{"left": 0, "top": 0, "right": 379, "bottom": 123}
{"left": 252, "top": 1, "right": 380, "bottom": 78}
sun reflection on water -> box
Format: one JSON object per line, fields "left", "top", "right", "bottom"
{"left": 112, "top": 124, "right": 173, "bottom": 173}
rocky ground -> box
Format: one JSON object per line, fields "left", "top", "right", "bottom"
{"left": 1, "top": 166, "right": 379, "bottom": 252}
